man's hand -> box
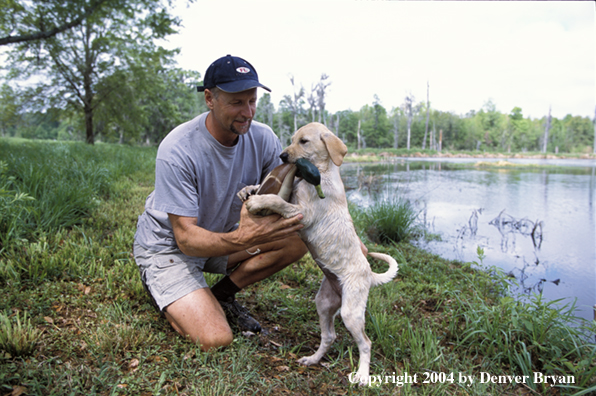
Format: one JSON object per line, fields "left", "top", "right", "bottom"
{"left": 234, "top": 203, "right": 303, "bottom": 247}
{"left": 168, "top": 204, "right": 303, "bottom": 258}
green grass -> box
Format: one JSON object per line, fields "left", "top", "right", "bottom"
{"left": 0, "top": 138, "right": 155, "bottom": 257}
{"left": 358, "top": 197, "right": 421, "bottom": 244}
{"left": 0, "top": 138, "right": 594, "bottom": 395}
{"left": 0, "top": 310, "right": 41, "bottom": 357}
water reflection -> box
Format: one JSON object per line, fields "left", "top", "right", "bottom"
{"left": 341, "top": 158, "right": 596, "bottom": 322}
{"left": 488, "top": 209, "right": 543, "bottom": 252}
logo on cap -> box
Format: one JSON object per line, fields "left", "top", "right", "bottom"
{"left": 236, "top": 67, "right": 250, "bottom": 74}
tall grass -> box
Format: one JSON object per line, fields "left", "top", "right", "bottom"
{"left": 447, "top": 258, "right": 596, "bottom": 393}
{"left": 359, "top": 196, "right": 420, "bottom": 244}
{"left": 0, "top": 161, "right": 35, "bottom": 252}
{"left": 0, "top": 310, "right": 41, "bottom": 357}
{"left": 0, "top": 139, "right": 155, "bottom": 254}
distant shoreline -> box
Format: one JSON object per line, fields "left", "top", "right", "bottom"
{"left": 345, "top": 150, "right": 596, "bottom": 162}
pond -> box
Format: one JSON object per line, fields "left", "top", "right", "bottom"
{"left": 341, "top": 157, "right": 596, "bottom": 322}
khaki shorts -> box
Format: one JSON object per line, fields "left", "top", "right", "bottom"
{"left": 133, "top": 242, "right": 229, "bottom": 311}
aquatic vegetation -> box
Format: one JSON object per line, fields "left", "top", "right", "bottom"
{"left": 361, "top": 196, "right": 421, "bottom": 244}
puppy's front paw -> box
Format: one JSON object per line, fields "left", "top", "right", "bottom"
{"left": 297, "top": 356, "right": 320, "bottom": 366}
{"left": 244, "top": 195, "right": 267, "bottom": 215}
{"left": 245, "top": 194, "right": 301, "bottom": 218}
{"left": 237, "top": 185, "right": 260, "bottom": 202}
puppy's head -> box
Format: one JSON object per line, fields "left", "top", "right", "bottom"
{"left": 280, "top": 122, "right": 347, "bottom": 170}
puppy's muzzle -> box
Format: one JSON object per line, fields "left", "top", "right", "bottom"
{"left": 279, "top": 152, "right": 290, "bottom": 163}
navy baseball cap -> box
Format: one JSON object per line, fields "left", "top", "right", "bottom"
{"left": 197, "top": 55, "right": 271, "bottom": 93}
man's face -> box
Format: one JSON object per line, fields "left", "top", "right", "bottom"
{"left": 206, "top": 88, "right": 258, "bottom": 136}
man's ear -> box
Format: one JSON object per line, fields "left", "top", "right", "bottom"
{"left": 204, "top": 89, "right": 215, "bottom": 110}
{"left": 321, "top": 131, "right": 348, "bottom": 166}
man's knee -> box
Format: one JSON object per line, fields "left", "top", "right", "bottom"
{"left": 197, "top": 327, "right": 234, "bottom": 351}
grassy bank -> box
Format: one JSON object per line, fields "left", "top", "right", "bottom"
{"left": 0, "top": 139, "right": 594, "bottom": 395}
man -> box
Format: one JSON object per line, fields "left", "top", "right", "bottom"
{"left": 134, "top": 55, "right": 308, "bottom": 351}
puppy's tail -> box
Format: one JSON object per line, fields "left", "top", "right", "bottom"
{"left": 369, "top": 252, "right": 400, "bottom": 287}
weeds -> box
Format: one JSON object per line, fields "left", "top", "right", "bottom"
{"left": 446, "top": 248, "right": 596, "bottom": 394}
{"left": 361, "top": 196, "right": 420, "bottom": 244}
{"left": 0, "top": 160, "right": 35, "bottom": 253}
{"left": 0, "top": 310, "right": 41, "bottom": 357}
{"left": 0, "top": 140, "right": 155, "bottom": 259}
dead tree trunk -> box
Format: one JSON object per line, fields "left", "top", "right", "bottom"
{"left": 357, "top": 118, "right": 361, "bottom": 150}
{"left": 404, "top": 94, "right": 413, "bottom": 150}
{"left": 542, "top": 106, "right": 551, "bottom": 153}
{"left": 307, "top": 86, "right": 316, "bottom": 122}
{"left": 393, "top": 115, "right": 399, "bottom": 149}
{"left": 430, "top": 125, "right": 434, "bottom": 150}
{"left": 284, "top": 75, "right": 304, "bottom": 132}
{"left": 316, "top": 74, "right": 330, "bottom": 126}
{"left": 423, "top": 81, "right": 430, "bottom": 150}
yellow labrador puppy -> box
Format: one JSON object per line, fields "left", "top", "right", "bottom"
{"left": 242, "top": 122, "right": 398, "bottom": 385}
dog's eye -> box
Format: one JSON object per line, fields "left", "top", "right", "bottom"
{"left": 299, "top": 138, "right": 309, "bottom": 144}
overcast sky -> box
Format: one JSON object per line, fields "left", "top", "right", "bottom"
{"left": 163, "top": 0, "right": 594, "bottom": 120}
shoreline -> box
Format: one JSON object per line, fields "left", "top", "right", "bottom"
{"left": 344, "top": 151, "right": 596, "bottom": 165}
{"left": 346, "top": 151, "right": 596, "bottom": 161}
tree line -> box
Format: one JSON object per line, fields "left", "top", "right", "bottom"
{"left": 1, "top": 0, "right": 594, "bottom": 153}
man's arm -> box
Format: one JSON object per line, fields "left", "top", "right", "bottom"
{"left": 169, "top": 204, "right": 303, "bottom": 258}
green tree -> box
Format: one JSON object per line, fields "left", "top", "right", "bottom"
{"left": 275, "top": 100, "right": 295, "bottom": 147}
{"left": 94, "top": 65, "right": 203, "bottom": 144}
{"left": 432, "top": 110, "right": 463, "bottom": 151}
{"left": 0, "top": 0, "right": 110, "bottom": 45}
{"left": 280, "top": 75, "right": 304, "bottom": 132}
{"left": 358, "top": 96, "right": 391, "bottom": 148}
{"left": 2, "top": 0, "right": 181, "bottom": 144}
{"left": 460, "top": 110, "right": 483, "bottom": 150}
{"left": 477, "top": 100, "right": 506, "bottom": 150}
{"left": 507, "top": 107, "right": 531, "bottom": 152}
{"left": 549, "top": 117, "right": 570, "bottom": 153}
{"left": 335, "top": 110, "right": 359, "bottom": 148}
{"left": 560, "top": 115, "right": 594, "bottom": 153}
{"left": 144, "top": 68, "right": 205, "bottom": 144}
{"left": 255, "top": 92, "right": 274, "bottom": 127}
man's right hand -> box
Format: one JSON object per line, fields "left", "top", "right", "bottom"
{"left": 233, "top": 203, "right": 303, "bottom": 248}
{"left": 168, "top": 204, "right": 302, "bottom": 259}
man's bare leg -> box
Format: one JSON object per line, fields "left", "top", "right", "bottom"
{"left": 164, "top": 288, "right": 233, "bottom": 351}
{"left": 164, "top": 234, "right": 307, "bottom": 350}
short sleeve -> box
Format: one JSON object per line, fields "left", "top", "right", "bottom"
{"left": 152, "top": 158, "right": 199, "bottom": 217}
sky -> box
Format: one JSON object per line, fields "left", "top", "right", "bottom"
{"left": 160, "top": 0, "right": 595, "bottom": 120}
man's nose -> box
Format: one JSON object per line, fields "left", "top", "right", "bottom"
{"left": 240, "top": 103, "right": 255, "bottom": 119}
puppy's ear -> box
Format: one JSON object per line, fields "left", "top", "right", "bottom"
{"left": 321, "top": 131, "right": 348, "bottom": 166}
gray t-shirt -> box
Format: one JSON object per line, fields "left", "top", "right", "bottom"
{"left": 135, "top": 112, "right": 283, "bottom": 254}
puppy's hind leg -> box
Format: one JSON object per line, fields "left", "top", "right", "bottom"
{"left": 297, "top": 275, "right": 341, "bottom": 366}
{"left": 340, "top": 292, "right": 372, "bottom": 386}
